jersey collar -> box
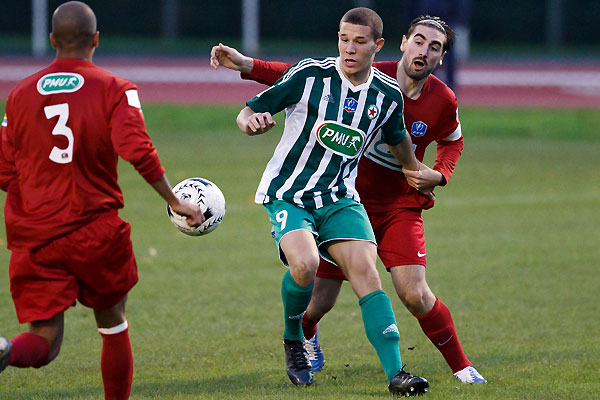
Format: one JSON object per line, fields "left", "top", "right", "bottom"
{"left": 335, "top": 57, "right": 373, "bottom": 91}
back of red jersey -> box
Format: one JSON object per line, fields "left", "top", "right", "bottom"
{"left": 0, "top": 58, "right": 164, "bottom": 250}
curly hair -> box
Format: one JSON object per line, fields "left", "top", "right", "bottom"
{"left": 407, "top": 15, "right": 455, "bottom": 52}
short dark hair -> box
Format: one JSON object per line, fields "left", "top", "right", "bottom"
{"left": 52, "top": 1, "right": 97, "bottom": 50}
{"left": 407, "top": 15, "right": 455, "bottom": 52}
{"left": 340, "top": 7, "right": 383, "bottom": 40}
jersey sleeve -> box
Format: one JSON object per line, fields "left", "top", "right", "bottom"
{"left": 0, "top": 103, "right": 16, "bottom": 191}
{"left": 109, "top": 86, "right": 165, "bottom": 183}
{"left": 433, "top": 97, "right": 462, "bottom": 186}
{"left": 245, "top": 62, "right": 307, "bottom": 115}
{"left": 242, "top": 59, "right": 292, "bottom": 86}
{"left": 434, "top": 136, "right": 463, "bottom": 186}
{"left": 379, "top": 102, "right": 407, "bottom": 146}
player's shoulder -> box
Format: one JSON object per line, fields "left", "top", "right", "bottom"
{"left": 84, "top": 63, "right": 137, "bottom": 92}
{"left": 8, "top": 66, "right": 50, "bottom": 99}
{"left": 373, "top": 60, "right": 399, "bottom": 78}
{"left": 281, "top": 57, "right": 337, "bottom": 80}
{"left": 372, "top": 67, "right": 403, "bottom": 99}
{"left": 423, "top": 74, "right": 458, "bottom": 107}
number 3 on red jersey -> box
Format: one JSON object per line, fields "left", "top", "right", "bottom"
{"left": 44, "top": 103, "right": 73, "bottom": 164}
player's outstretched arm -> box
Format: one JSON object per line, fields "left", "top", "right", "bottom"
{"left": 210, "top": 43, "right": 291, "bottom": 86}
{"left": 210, "top": 43, "right": 254, "bottom": 74}
{"left": 236, "top": 106, "right": 276, "bottom": 136}
{"left": 150, "top": 174, "right": 204, "bottom": 226}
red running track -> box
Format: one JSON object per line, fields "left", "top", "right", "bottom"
{"left": 1, "top": 57, "right": 599, "bottom": 108}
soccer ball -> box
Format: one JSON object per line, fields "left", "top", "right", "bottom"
{"left": 167, "top": 177, "right": 226, "bottom": 236}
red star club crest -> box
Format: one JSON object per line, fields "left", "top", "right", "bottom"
{"left": 367, "top": 104, "right": 379, "bottom": 119}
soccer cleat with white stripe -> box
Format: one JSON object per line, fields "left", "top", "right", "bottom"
{"left": 0, "top": 337, "right": 12, "bottom": 373}
{"left": 304, "top": 325, "right": 325, "bottom": 372}
{"left": 454, "top": 366, "right": 487, "bottom": 384}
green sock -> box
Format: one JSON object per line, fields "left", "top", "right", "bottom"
{"left": 359, "top": 290, "right": 402, "bottom": 382}
{"left": 281, "top": 270, "right": 314, "bottom": 341}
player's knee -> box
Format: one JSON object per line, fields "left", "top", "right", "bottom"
{"left": 398, "top": 287, "right": 427, "bottom": 312}
{"left": 288, "top": 256, "right": 319, "bottom": 282}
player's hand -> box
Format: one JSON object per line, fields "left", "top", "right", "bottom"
{"left": 245, "top": 112, "right": 276, "bottom": 136}
{"left": 402, "top": 163, "right": 442, "bottom": 198}
{"left": 170, "top": 199, "right": 205, "bottom": 227}
{"left": 210, "top": 43, "right": 253, "bottom": 74}
{"left": 419, "top": 188, "right": 436, "bottom": 201}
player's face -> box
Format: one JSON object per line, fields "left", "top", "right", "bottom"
{"left": 400, "top": 25, "right": 446, "bottom": 80}
{"left": 338, "top": 22, "right": 384, "bottom": 85}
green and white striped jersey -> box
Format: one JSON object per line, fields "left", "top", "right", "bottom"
{"left": 247, "top": 57, "right": 406, "bottom": 209}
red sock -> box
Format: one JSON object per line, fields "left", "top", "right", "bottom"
{"left": 9, "top": 332, "right": 51, "bottom": 368}
{"left": 415, "top": 298, "right": 471, "bottom": 373}
{"left": 99, "top": 326, "right": 133, "bottom": 400}
{"left": 302, "top": 313, "right": 320, "bottom": 340}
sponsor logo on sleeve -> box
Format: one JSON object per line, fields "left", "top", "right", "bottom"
{"left": 316, "top": 121, "right": 365, "bottom": 158}
{"left": 37, "top": 72, "right": 84, "bottom": 95}
{"left": 1, "top": 113, "right": 7, "bottom": 127}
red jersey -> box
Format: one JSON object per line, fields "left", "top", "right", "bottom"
{"left": 244, "top": 59, "right": 463, "bottom": 212}
{"left": 0, "top": 58, "right": 165, "bottom": 250}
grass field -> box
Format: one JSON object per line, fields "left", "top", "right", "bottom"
{"left": 0, "top": 105, "right": 599, "bottom": 399}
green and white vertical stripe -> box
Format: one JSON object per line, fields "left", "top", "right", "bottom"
{"left": 247, "top": 57, "right": 406, "bottom": 209}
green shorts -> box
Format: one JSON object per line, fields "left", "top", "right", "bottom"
{"left": 263, "top": 197, "right": 376, "bottom": 266}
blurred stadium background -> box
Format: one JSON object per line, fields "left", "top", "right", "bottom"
{"left": 1, "top": 0, "right": 600, "bottom": 108}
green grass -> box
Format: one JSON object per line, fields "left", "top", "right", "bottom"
{"left": 0, "top": 105, "right": 599, "bottom": 399}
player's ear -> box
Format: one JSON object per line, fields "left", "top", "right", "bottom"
{"left": 375, "top": 37, "right": 384, "bottom": 53}
{"left": 92, "top": 31, "right": 99, "bottom": 49}
{"left": 49, "top": 33, "right": 57, "bottom": 49}
{"left": 439, "top": 51, "right": 446, "bottom": 66}
{"left": 400, "top": 35, "right": 408, "bottom": 52}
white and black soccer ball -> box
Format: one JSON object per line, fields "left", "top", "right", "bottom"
{"left": 167, "top": 177, "right": 226, "bottom": 236}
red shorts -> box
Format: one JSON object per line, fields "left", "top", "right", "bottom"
{"left": 9, "top": 212, "right": 138, "bottom": 323}
{"left": 316, "top": 208, "right": 425, "bottom": 281}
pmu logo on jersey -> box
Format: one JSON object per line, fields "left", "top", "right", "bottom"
{"left": 316, "top": 121, "right": 365, "bottom": 158}
{"left": 1, "top": 113, "right": 6, "bottom": 127}
{"left": 37, "top": 72, "right": 84, "bottom": 95}
{"left": 410, "top": 121, "right": 428, "bottom": 137}
{"left": 343, "top": 97, "right": 358, "bottom": 113}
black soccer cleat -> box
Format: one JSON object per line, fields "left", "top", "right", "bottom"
{"left": 388, "top": 368, "right": 429, "bottom": 396}
{"left": 283, "top": 339, "right": 313, "bottom": 386}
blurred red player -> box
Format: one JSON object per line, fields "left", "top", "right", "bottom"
{"left": 0, "top": 2, "right": 203, "bottom": 399}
